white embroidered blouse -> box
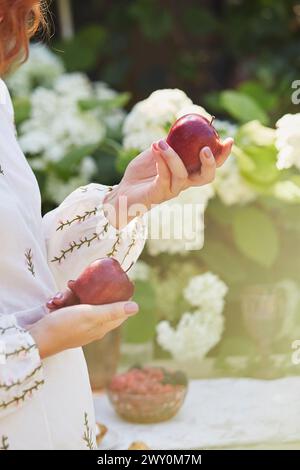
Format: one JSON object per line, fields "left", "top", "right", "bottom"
{"left": 0, "top": 80, "right": 146, "bottom": 449}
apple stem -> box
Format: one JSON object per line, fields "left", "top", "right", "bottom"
{"left": 210, "top": 115, "right": 215, "bottom": 126}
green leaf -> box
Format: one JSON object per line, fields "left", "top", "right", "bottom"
{"left": 208, "top": 199, "right": 237, "bottom": 226}
{"left": 78, "top": 92, "right": 131, "bottom": 111}
{"left": 199, "top": 239, "right": 247, "bottom": 284}
{"left": 55, "top": 25, "right": 107, "bottom": 72}
{"left": 53, "top": 144, "right": 99, "bottom": 179}
{"left": 235, "top": 121, "right": 276, "bottom": 148}
{"left": 123, "top": 281, "right": 157, "bottom": 343}
{"left": 183, "top": 6, "right": 219, "bottom": 35}
{"left": 232, "top": 207, "right": 279, "bottom": 267}
{"left": 13, "top": 97, "right": 31, "bottom": 126}
{"left": 220, "top": 91, "right": 269, "bottom": 124}
{"left": 240, "top": 146, "right": 280, "bottom": 186}
{"left": 203, "top": 92, "right": 224, "bottom": 114}
{"left": 233, "top": 121, "right": 279, "bottom": 188}
{"left": 238, "top": 80, "right": 278, "bottom": 112}
{"left": 232, "top": 145, "right": 256, "bottom": 173}
{"left": 129, "top": 0, "right": 173, "bottom": 41}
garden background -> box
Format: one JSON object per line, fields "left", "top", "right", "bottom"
{"left": 6, "top": 0, "right": 300, "bottom": 382}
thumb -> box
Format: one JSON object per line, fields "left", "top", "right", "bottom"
{"left": 89, "top": 301, "right": 139, "bottom": 323}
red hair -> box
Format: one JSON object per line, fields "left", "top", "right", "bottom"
{"left": 0, "top": 0, "right": 45, "bottom": 75}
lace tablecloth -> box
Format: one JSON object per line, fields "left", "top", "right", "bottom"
{"left": 94, "top": 377, "right": 300, "bottom": 450}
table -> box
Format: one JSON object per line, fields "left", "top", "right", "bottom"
{"left": 94, "top": 377, "right": 300, "bottom": 450}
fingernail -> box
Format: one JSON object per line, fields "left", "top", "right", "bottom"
{"left": 53, "top": 292, "right": 63, "bottom": 300}
{"left": 153, "top": 142, "right": 159, "bottom": 151}
{"left": 124, "top": 302, "right": 139, "bottom": 315}
{"left": 203, "top": 147, "right": 212, "bottom": 158}
{"left": 158, "top": 140, "right": 168, "bottom": 151}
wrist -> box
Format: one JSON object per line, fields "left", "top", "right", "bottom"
{"left": 103, "top": 183, "right": 148, "bottom": 230}
{"left": 29, "top": 317, "right": 55, "bottom": 360}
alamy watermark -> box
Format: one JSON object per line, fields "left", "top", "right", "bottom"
{"left": 291, "top": 80, "right": 300, "bottom": 105}
{"left": 101, "top": 197, "right": 206, "bottom": 251}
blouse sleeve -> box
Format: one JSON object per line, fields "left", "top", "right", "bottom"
{"left": 43, "top": 183, "right": 147, "bottom": 290}
{"left": 0, "top": 313, "right": 44, "bottom": 419}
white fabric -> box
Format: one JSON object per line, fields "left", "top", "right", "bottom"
{"left": 0, "top": 80, "right": 146, "bottom": 449}
{"left": 94, "top": 377, "right": 300, "bottom": 450}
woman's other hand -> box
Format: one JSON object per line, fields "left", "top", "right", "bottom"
{"left": 29, "top": 301, "right": 138, "bottom": 359}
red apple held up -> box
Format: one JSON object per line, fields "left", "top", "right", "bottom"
{"left": 166, "top": 113, "right": 223, "bottom": 174}
{"left": 68, "top": 258, "right": 135, "bottom": 305}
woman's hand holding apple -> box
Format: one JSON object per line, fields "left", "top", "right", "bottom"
{"left": 29, "top": 301, "right": 139, "bottom": 359}
{"left": 104, "top": 114, "right": 234, "bottom": 229}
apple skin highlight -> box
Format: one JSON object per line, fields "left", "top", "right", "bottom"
{"left": 166, "top": 114, "right": 223, "bottom": 174}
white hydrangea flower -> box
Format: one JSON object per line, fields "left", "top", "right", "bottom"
{"left": 146, "top": 185, "right": 214, "bottom": 256}
{"left": 95, "top": 81, "right": 119, "bottom": 100}
{"left": 157, "top": 309, "right": 224, "bottom": 361}
{"left": 123, "top": 88, "right": 195, "bottom": 151}
{"left": 176, "top": 104, "right": 211, "bottom": 121}
{"left": 128, "top": 261, "right": 150, "bottom": 281}
{"left": 45, "top": 174, "right": 89, "bottom": 205}
{"left": 19, "top": 73, "right": 106, "bottom": 162}
{"left": 94, "top": 81, "right": 126, "bottom": 133}
{"left": 275, "top": 113, "right": 300, "bottom": 170}
{"left": 44, "top": 156, "right": 97, "bottom": 204}
{"left": 183, "top": 272, "right": 228, "bottom": 314}
{"left": 53, "top": 73, "right": 93, "bottom": 101}
{"left": 7, "top": 43, "right": 64, "bottom": 96}
{"left": 213, "top": 156, "right": 256, "bottom": 206}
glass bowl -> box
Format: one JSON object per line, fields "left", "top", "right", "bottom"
{"left": 108, "top": 385, "right": 188, "bottom": 424}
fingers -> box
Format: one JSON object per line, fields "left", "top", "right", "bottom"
{"left": 152, "top": 140, "right": 188, "bottom": 194}
{"left": 46, "top": 292, "right": 66, "bottom": 311}
{"left": 46, "top": 289, "right": 76, "bottom": 311}
{"left": 153, "top": 140, "right": 188, "bottom": 178}
{"left": 88, "top": 301, "right": 139, "bottom": 324}
{"left": 189, "top": 146, "right": 216, "bottom": 186}
{"left": 215, "top": 137, "right": 234, "bottom": 168}
{"left": 152, "top": 145, "right": 171, "bottom": 182}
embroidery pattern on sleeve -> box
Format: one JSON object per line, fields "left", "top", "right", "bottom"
{"left": 25, "top": 249, "right": 35, "bottom": 277}
{"left": 56, "top": 207, "right": 99, "bottom": 232}
{"left": 51, "top": 222, "right": 109, "bottom": 264}
{"left": 106, "top": 233, "right": 122, "bottom": 258}
{"left": 0, "top": 436, "right": 9, "bottom": 450}
{"left": 120, "top": 219, "right": 140, "bottom": 265}
{"left": 6, "top": 343, "right": 37, "bottom": 358}
{"left": 0, "top": 324, "right": 24, "bottom": 335}
{"left": 82, "top": 412, "right": 96, "bottom": 450}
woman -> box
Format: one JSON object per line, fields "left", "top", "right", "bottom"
{"left": 0, "top": 0, "right": 233, "bottom": 450}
